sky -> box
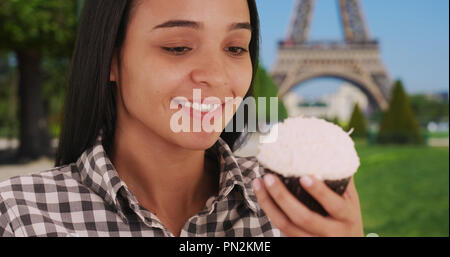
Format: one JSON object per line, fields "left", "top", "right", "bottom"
{"left": 256, "top": 0, "right": 449, "bottom": 98}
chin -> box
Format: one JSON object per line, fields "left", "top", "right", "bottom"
{"left": 174, "top": 131, "right": 221, "bottom": 150}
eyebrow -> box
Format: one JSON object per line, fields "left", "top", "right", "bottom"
{"left": 152, "top": 20, "right": 252, "bottom": 32}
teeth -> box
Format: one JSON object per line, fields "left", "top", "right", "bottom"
{"left": 183, "top": 101, "right": 221, "bottom": 112}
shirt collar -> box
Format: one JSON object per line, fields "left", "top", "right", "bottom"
{"left": 76, "top": 133, "right": 126, "bottom": 212}
{"left": 212, "top": 137, "right": 260, "bottom": 213}
{"left": 76, "top": 132, "right": 260, "bottom": 220}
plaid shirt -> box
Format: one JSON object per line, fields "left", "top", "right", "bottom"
{"left": 0, "top": 134, "right": 281, "bottom": 237}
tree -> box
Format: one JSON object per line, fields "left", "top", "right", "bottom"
{"left": 409, "top": 94, "right": 449, "bottom": 126}
{"left": 347, "top": 103, "right": 368, "bottom": 138}
{"left": 252, "top": 64, "right": 288, "bottom": 130}
{"left": 0, "top": 0, "right": 77, "bottom": 160}
{"left": 0, "top": 52, "right": 18, "bottom": 140}
{"left": 377, "top": 80, "right": 423, "bottom": 144}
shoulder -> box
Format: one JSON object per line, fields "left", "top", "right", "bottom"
{"left": 0, "top": 163, "right": 82, "bottom": 198}
{"left": 0, "top": 163, "right": 86, "bottom": 236}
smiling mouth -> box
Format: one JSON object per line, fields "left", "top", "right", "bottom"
{"left": 172, "top": 98, "right": 230, "bottom": 113}
{"left": 182, "top": 101, "right": 222, "bottom": 113}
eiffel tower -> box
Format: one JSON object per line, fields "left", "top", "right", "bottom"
{"left": 271, "top": 0, "right": 392, "bottom": 111}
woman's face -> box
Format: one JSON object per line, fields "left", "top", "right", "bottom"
{"left": 111, "top": 0, "right": 253, "bottom": 150}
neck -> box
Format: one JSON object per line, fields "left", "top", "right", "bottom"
{"left": 110, "top": 121, "right": 219, "bottom": 223}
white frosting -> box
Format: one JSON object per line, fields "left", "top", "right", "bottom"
{"left": 256, "top": 116, "right": 360, "bottom": 180}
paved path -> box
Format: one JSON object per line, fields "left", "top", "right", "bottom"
{"left": 0, "top": 157, "right": 54, "bottom": 182}
{"left": 428, "top": 138, "right": 449, "bottom": 147}
{"left": 0, "top": 138, "right": 57, "bottom": 182}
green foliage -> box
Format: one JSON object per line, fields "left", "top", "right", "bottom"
{"left": 42, "top": 56, "right": 70, "bottom": 137}
{"left": 0, "top": 0, "right": 77, "bottom": 142}
{"left": 0, "top": 52, "right": 18, "bottom": 138}
{"left": 0, "top": 0, "right": 77, "bottom": 55}
{"left": 0, "top": 52, "right": 70, "bottom": 139}
{"left": 347, "top": 103, "right": 368, "bottom": 138}
{"left": 410, "top": 94, "right": 449, "bottom": 126}
{"left": 0, "top": 84, "right": 18, "bottom": 138}
{"left": 377, "top": 80, "right": 423, "bottom": 144}
{"left": 322, "top": 116, "right": 343, "bottom": 128}
{"left": 298, "top": 101, "right": 327, "bottom": 107}
{"left": 368, "top": 109, "right": 384, "bottom": 124}
{"left": 331, "top": 116, "right": 341, "bottom": 126}
{"left": 252, "top": 64, "right": 288, "bottom": 124}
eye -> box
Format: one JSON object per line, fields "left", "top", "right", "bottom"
{"left": 162, "top": 46, "right": 192, "bottom": 56}
{"left": 226, "top": 46, "right": 249, "bottom": 56}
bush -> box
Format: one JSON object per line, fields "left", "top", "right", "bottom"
{"left": 377, "top": 80, "right": 423, "bottom": 144}
{"left": 347, "top": 103, "right": 368, "bottom": 138}
{"left": 410, "top": 94, "right": 449, "bottom": 126}
{"left": 252, "top": 64, "right": 288, "bottom": 126}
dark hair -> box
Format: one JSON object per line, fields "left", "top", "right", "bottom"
{"left": 55, "top": 0, "right": 260, "bottom": 166}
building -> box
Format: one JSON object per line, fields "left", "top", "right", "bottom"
{"left": 282, "top": 83, "right": 369, "bottom": 122}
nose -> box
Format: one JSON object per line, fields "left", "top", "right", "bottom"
{"left": 190, "top": 50, "right": 230, "bottom": 88}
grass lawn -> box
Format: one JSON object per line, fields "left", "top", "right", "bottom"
{"left": 428, "top": 131, "right": 449, "bottom": 139}
{"left": 354, "top": 141, "right": 449, "bottom": 237}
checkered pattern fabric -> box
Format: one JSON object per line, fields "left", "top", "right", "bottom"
{"left": 0, "top": 134, "right": 281, "bottom": 237}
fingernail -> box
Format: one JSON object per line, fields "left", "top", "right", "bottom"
{"left": 264, "top": 174, "right": 275, "bottom": 187}
{"left": 300, "top": 176, "right": 313, "bottom": 187}
{"left": 252, "top": 179, "right": 261, "bottom": 191}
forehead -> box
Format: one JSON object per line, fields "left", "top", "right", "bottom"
{"left": 131, "top": 0, "right": 251, "bottom": 27}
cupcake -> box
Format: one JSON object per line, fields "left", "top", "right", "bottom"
{"left": 256, "top": 116, "right": 360, "bottom": 216}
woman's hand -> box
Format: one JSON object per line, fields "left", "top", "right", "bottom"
{"left": 252, "top": 174, "right": 364, "bottom": 237}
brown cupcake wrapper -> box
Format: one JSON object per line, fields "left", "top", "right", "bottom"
{"left": 267, "top": 170, "right": 351, "bottom": 216}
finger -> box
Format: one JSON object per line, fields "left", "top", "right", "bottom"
{"left": 343, "top": 177, "right": 364, "bottom": 230}
{"left": 344, "top": 177, "right": 361, "bottom": 208}
{"left": 261, "top": 174, "right": 339, "bottom": 235}
{"left": 252, "top": 178, "right": 314, "bottom": 237}
{"left": 299, "top": 175, "right": 351, "bottom": 221}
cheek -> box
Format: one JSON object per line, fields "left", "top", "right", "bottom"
{"left": 229, "top": 61, "right": 253, "bottom": 97}
{"left": 119, "top": 63, "right": 154, "bottom": 112}
{"left": 120, "top": 53, "right": 183, "bottom": 113}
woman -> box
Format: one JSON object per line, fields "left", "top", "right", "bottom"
{"left": 0, "top": 0, "right": 363, "bottom": 237}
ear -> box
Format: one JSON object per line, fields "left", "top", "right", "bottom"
{"left": 110, "top": 51, "right": 119, "bottom": 83}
